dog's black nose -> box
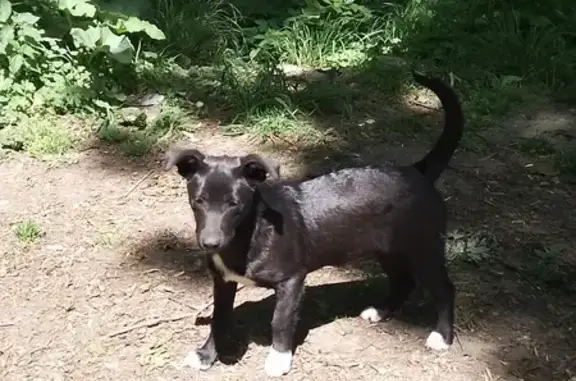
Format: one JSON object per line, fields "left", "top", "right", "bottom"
{"left": 200, "top": 237, "right": 221, "bottom": 251}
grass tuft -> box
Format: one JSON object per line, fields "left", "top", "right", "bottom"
{"left": 522, "top": 243, "right": 576, "bottom": 293}
{"left": 517, "top": 136, "right": 557, "bottom": 156}
{"left": 0, "top": 115, "right": 78, "bottom": 157}
{"left": 555, "top": 149, "right": 576, "bottom": 176}
{"left": 146, "top": 0, "right": 243, "bottom": 64}
{"left": 12, "top": 220, "right": 41, "bottom": 244}
{"left": 98, "top": 102, "right": 190, "bottom": 157}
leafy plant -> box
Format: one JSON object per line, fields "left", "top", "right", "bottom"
{"left": 144, "top": 0, "right": 241, "bottom": 64}
{"left": 68, "top": 11, "right": 165, "bottom": 65}
{"left": 0, "top": 0, "right": 166, "bottom": 127}
{"left": 247, "top": 0, "right": 389, "bottom": 67}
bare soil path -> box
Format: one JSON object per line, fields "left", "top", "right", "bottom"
{"left": 1, "top": 127, "right": 575, "bottom": 381}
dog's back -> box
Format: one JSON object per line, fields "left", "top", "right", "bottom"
{"left": 261, "top": 165, "right": 444, "bottom": 271}
{"left": 251, "top": 70, "right": 463, "bottom": 273}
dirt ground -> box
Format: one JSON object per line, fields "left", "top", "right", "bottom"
{"left": 1, "top": 120, "right": 576, "bottom": 381}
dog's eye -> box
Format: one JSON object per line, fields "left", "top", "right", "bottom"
{"left": 228, "top": 201, "right": 238, "bottom": 208}
{"left": 194, "top": 198, "right": 205, "bottom": 205}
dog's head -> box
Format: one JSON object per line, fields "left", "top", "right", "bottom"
{"left": 165, "top": 148, "right": 280, "bottom": 252}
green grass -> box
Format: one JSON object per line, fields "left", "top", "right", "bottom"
{"left": 517, "top": 136, "right": 557, "bottom": 156}
{"left": 146, "top": 0, "right": 242, "bottom": 64}
{"left": 247, "top": 108, "right": 312, "bottom": 139}
{"left": 515, "top": 136, "right": 576, "bottom": 176}
{"left": 12, "top": 220, "right": 41, "bottom": 243}
{"left": 2, "top": 0, "right": 575, "bottom": 168}
{"left": 0, "top": 115, "right": 78, "bottom": 157}
{"left": 129, "top": 0, "right": 576, "bottom": 148}
{"left": 97, "top": 102, "right": 189, "bottom": 157}
{"left": 251, "top": 16, "right": 388, "bottom": 68}
{"left": 521, "top": 243, "right": 576, "bottom": 294}
{"left": 555, "top": 149, "right": 576, "bottom": 176}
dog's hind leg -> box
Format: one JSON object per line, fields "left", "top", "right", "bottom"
{"left": 183, "top": 272, "right": 238, "bottom": 371}
{"left": 360, "top": 256, "right": 416, "bottom": 323}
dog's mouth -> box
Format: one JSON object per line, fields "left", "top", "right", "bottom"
{"left": 197, "top": 245, "right": 218, "bottom": 254}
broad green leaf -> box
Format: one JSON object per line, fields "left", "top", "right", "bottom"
{"left": 123, "top": 17, "right": 165, "bottom": 40}
{"left": 19, "top": 24, "right": 43, "bottom": 41}
{"left": 19, "top": 43, "right": 37, "bottom": 58}
{"left": 100, "top": 27, "right": 134, "bottom": 64}
{"left": 12, "top": 12, "right": 39, "bottom": 25}
{"left": 69, "top": 2, "right": 96, "bottom": 18}
{"left": 8, "top": 53, "right": 23, "bottom": 74}
{"left": 58, "top": 0, "right": 96, "bottom": 18}
{"left": 0, "top": 0, "right": 12, "bottom": 23}
{"left": 58, "top": 0, "right": 85, "bottom": 11}
{"left": 70, "top": 26, "right": 100, "bottom": 49}
{"left": 0, "top": 24, "right": 14, "bottom": 53}
{"left": 7, "top": 35, "right": 18, "bottom": 50}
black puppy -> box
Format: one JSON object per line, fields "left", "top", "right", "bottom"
{"left": 164, "top": 149, "right": 283, "bottom": 367}
{"left": 166, "top": 71, "right": 464, "bottom": 377}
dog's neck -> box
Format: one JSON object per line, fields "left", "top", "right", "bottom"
{"left": 221, "top": 191, "right": 262, "bottom": 257}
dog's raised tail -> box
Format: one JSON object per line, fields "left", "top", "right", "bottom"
{"left": 411, "top": 71, "right": 464, "bottom": 183}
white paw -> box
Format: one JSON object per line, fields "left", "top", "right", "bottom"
{"left": 425, "top": 331, "right": 450, "bottom": 351}
{"left": 183, "top": 350, "right": 212, "bottom": 371}
{"left": 264, "top": 347, "right": 293, "bottom": 377}
{"left": 360, "top": 307, "right": 384, "bottom": 323}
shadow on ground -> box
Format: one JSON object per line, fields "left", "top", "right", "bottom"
{"left": 123, "top": 215, "right": 576, "bottom": 380}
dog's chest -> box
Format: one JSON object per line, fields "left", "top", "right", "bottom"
{"left": 244, "top": 256, "right": 289, "bottom": 284}
{"left": 244, "top": 238, "right": 302, "bottom": 284}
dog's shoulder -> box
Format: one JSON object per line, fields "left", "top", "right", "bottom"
{"left": 254, "top": 180, "right": 302, "bottom": 214}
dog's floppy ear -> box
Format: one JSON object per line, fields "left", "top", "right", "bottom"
{"left": 240, "top": 154, "right": 280, "bottom": 183}
{"left": 255, "top": 183, "right": 284, "bottom": 235}
{"left": 164, "top": 148, "right": 206, "bottom": 178}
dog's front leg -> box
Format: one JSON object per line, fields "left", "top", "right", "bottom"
{"left": 265, "top": 275, "right": 305, "bottom": 377}
{"left": 184, "top": 270, "right": 237, "bottom": 371}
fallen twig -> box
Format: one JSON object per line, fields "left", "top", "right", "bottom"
{"left": 498, "top": 258, "right": 542, "bottom": 291}
{"left": 167, "top": 296, "right": 200, "bottom": 311}
{"left": 0, "top": 322, "right": 15, "bottom": 328}
{"left": 106, "top": 285, "right": 249, "bottom": 339}
{"left": 106, "top": 298, "right": 215, "bottom": 338}
{"left": 107, "top": 313, "right": 196, "bottom": 338}
{"left": 121, "top": 169, "right": 154, "bottom": 199}
{"left": 455, "top": 330, "right": 466, "bottom": 353}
